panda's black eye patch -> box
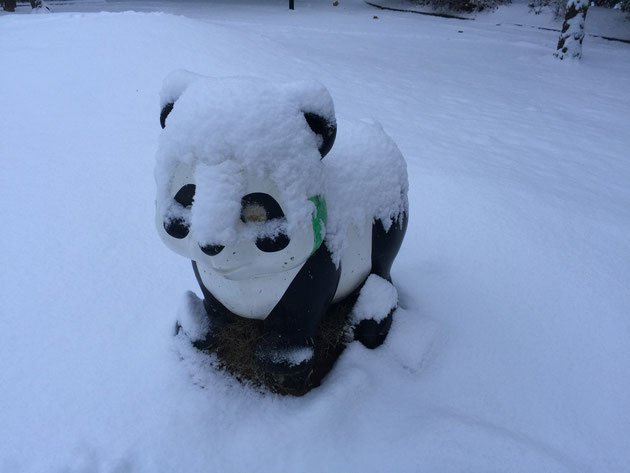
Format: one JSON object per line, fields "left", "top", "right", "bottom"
{"left": 256, "top": 234, "right": 290, "bottom": 253}
{"left": 164, "top": 218, "right": 189, "bottom": 239}
{"left": 241, "top": 193, "right": 290, "bottom": 253}
{"left": 163, "top": 184, "right": 195, "bottom": 239}
{"left": 241, "top": 193, "right": 285, "bottom": 222}
{"left": 174, "top": 184, "right": 195, "bottom": 208}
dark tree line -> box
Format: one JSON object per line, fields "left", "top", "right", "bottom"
{"left": 2, "top": 0, "right": 47, "bottom": 11}
{"left": 412, "top": 0, "right": 629, "bottom": 14}
{"left": 2, "top": 0, "right": 17, "bottom": 12}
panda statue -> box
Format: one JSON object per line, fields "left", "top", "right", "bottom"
{"left": 156, "top": 71, "right": 408, "bottom": 392}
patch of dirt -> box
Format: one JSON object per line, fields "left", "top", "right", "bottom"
{"left": 202, "top": 294, "right": 359, "bottom": 396}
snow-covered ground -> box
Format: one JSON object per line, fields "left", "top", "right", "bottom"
{"left": 1, "top": 1, "right": 629, "bottom": 471}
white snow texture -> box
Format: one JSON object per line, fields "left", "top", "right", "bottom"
{"left": 2, "top": 1, "right": 630, "bottom": 472}
{"left": 351, "top": 274, "right": 398, "bottom": 323}
{"left": 324, "top": 118, "right": 408, "bottom": 262}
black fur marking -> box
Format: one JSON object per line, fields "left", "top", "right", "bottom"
{"left": 256, "top": 234, "right": 290, "bottom": 253}
{"left": 241, "top": 193, "right": 285, "bottom": 220}
{"left": 241, "top": 193, "right": 290, "bottom": 252}
{"left": 352, "top": 212, "right": 408, "bottom": 349}
{"left": 164, "top": 218, "right": 189, "bottom": 239}
{"left": 163, "top": 184, "right": 195, "bottom": 239}
{"left": 255, "top": 243, "right": 339, "bottom": 378}
{"left": 199, "top": 244, "right": 224, "bottom": 256}
{"left": 370, "top": 212, "right": 408, "bottom": 282}
{"left": 174, "top": 184, "right": 195, "bottom": 208}
{"left": 262, "top": 243, "right": 340, "bottom": 340}
{"left": 354, "top": 311, "right": 393, "bottom": 349}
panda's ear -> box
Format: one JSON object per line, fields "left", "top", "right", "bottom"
{"left": 304, "top": 112, "right": 336, "bottom": 159}
{"left": 160, "top": 69, "right": 205, "bottom": 129}
{"left": 160, "top": 102, "right": 174, "bottom": 129}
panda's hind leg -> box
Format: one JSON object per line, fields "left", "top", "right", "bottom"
{"left": 370, "top": 212, "right": 408, "bottom": 282}
{"left": 353, "top": 212, "right": 407, "bottom": 348}
{"left": 351, "top": 275, "right": 397, "bottom": 349}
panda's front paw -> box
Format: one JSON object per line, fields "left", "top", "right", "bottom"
{"left": 176, "top": 291, "right": 223, "bottom": 351}
{"left": 351, "top": 274, "right": 398, "bottom": 349}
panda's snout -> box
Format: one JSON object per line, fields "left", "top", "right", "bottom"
{"left": 206, "top": 243, "right": 258, "bottom": 279}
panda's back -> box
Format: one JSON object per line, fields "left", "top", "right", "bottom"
{"left": 324, "top": 118, "right": 408, "bottom": 299}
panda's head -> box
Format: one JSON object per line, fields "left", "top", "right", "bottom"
{"left": 155, "top": 72, "right": 336, "bottom": 280}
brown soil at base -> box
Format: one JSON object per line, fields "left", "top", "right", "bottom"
{"left": 203, "top": 294, "right": 358, "bottom": 396}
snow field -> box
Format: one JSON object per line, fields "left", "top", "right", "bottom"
{"left": 1, "top": 1, "right": 629, "bottom": 471}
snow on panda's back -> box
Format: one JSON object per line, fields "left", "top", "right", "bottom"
{"left": 324, "top": 119, "right": 408, "bottom": 262}
{"left": 324, "top": 119, "right": 408, "bottom": 300}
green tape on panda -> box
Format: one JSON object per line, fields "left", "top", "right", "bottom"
{"left": 308, "top": 195, "right": 327, "bottom": 256}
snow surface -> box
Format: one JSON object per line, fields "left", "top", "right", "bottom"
{"left": 1, "top": 1, "right": 630, "bottom": 472}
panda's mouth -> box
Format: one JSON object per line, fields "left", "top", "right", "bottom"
{"left": 208, "top": 241, "right": 310, "bottom": 280}
{"left": 215, "top": 263, "right": 264, "bottom": 280}
{"left": 213, "top": 260, "right": 304, "bottom": 281}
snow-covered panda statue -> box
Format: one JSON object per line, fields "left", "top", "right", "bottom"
{"left": 156, "top": 71, "right": 408, "bottom": 391}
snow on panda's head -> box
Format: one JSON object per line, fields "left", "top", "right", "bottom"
{"left": 155, "top": 71, "right": 335, "bottom": 278}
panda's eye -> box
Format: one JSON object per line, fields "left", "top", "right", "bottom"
{"left": 256, "top": 233, "right": 290, "bottom": 253}
{"left": 174, "top": 184, "right": 195, "bottom": 208}
{"left": 241, "top": 193, "right": 284, "bottom": 221}
{"left": 163, "top": 184, "right": 195, "bottom": 239}
{"left": 164, "top": 218, "right": 189, "bottom": 239}
{"left": 241, "top": 193, "right": 290, "bottom": 253}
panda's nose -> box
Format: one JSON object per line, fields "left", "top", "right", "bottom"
{"left": 199, "top": 243, "right": 224, "bottom": 256}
